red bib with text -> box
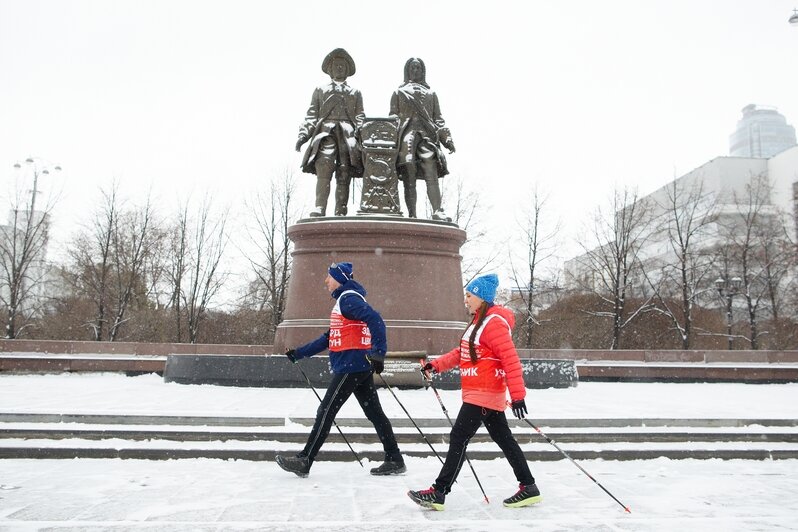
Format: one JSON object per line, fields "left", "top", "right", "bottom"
{"left": 458, "top": 314, "right": 510, "bottom": 394}
{"left": 329, "top": 290, "right": 372, "bottom": 351}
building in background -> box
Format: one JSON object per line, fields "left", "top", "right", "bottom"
{"left": 564, "top": 139, "right": 798, "bottom": 292}
{"left": 0, "top": 206, "right": 54, "bottom": 314}
{"left": 729, "top": 104, "right": 796, "bottom": 158}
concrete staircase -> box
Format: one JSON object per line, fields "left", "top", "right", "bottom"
{"left": 2, "top": 413, "right": 796, "bottom": 461}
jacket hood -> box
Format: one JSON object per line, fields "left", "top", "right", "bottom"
{"left": 486, "top": 304, "right": 516, "bottom": 329}
{"left": 331, "top": 279, "right": 367, "bottom": 299}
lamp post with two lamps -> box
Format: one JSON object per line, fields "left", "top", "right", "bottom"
{"left": 4, "top": 157, "right": 61, "bottom": 339}
{"left": 12, "top": 157, "right": 61, "bottom": 214}
{"left": 715, "top": 276, "right": 742, "bottom": 350}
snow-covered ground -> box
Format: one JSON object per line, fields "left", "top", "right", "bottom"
{"left": 3, "top": 372, "right": 797, "bottom": 419}
{"left": 1, "top": 373, "right": 797, "bottom": 531}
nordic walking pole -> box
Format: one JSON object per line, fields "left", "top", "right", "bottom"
{"left": 420, "top": 362, "right": 490, "bottom": 504}
{"left": 374, "top": 371, "right": 446, "bottom": 465}
{"left": 522, "top": 418, "right": 631, "bottom": 513}
{"left": 291, "top": 360, "right": 363, "bottom": 467}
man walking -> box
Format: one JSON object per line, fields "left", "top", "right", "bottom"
{"left": 275, "top": 261, "right": 405, "bottom": 477}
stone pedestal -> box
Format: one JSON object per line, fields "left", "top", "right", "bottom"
{"left": 273, "top": 217, "right": 468, "bottom": 356}
{"left": 162, "top": 354, "right": 577, "bottom": 389}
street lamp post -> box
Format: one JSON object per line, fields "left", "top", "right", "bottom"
{"left": 13, "top": 158, "right": 61, "bottom": 213}
{"left": 715, "top": 276, "right": 743, "bottom": 350}
{"left": 5, "top": 157, "right": 62, "bottom": 339}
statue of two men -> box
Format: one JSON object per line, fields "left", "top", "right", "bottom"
{"left": 296, "top": 49, "right": 454, "bottom": 221}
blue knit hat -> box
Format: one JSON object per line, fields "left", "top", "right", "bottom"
{"left": 466, "top": 273, "right": 499, "bottom": 304}
{"left": 328, "top": 262, "right": 353, "bottom": 284}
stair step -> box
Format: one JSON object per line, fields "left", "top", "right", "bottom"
{"left": 1, "top": 446, "right": 796, "bottom": 461}
{"left": 2, "top": 428, "right": 797, "bottom": 444}
{"left": 3, "top": 412, "right": 796, "bottom": 428}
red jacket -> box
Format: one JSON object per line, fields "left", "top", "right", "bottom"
{"left": 431, "top": 305, "right": 526, "bottom": 411}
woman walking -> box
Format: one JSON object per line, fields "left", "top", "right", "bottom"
{"left": 408, "top": 273, "right": 541, "bottom": 510}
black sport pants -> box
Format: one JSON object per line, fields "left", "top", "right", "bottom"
{"left": 300, "top": 370, "right": 402, "bottom": 463}
{"left": 434, "top": 402, "right": 535, "bottom": 494}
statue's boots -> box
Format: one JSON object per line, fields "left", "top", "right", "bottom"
{"left": 424, "top": 175, "right": 450, "bottom": 222}
{"left": 404, "top": 185, "right": 417, "bottom": 218}
{"left": 311, "top": 160, "right": 335, "bottom": 217}
{"left": 432, "top": 210, "right": 452, "bottom": 222}
{"left": 334, "top": 172, "right": 350, "bottom": 216}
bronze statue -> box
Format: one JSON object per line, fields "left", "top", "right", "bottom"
{"left": 390, "top": 58, "right": 455, "bottom": 221}
{"left": 296, "top": 48, "right": 365, "bottom": 217}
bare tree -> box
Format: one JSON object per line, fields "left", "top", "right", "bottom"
{"left": 717, "top": 173, "right": 794, "bottom": 349}
{"left": 754, "top": 212, "right": 795, "bottom": 327}
{"left": 66, "top": 185, "right": 118, "bottom": 340}
{"left": 509, "top": 185, "right": 560, "bottom": 348}
{"left": 166, "top": 202, "right": 189, "bottom": 342}
{"left": 578, "top": 186, "right": 653, "bottom": 349}
{"left": 445, "top": 174, "right": 481, "bottom": 236}
{"left": 0, "top": 159, "right": 60, "bottom": 338}
{"left": 441, "top": 174, "right": 502, "bottom": 285}
{"left": 65, "top": 185, "right": 161, "bottom": 341}
{"left": 646, "top": 177, "right": 718, "bottom": 349}
{"left": 106, "top": 195, "right": 158, "bottom": 341}
{"left": 242, "top": 171, "right": 296, "bottom": 342}
{"left": 166, "top": 196, "right": 229, "bottom": 344}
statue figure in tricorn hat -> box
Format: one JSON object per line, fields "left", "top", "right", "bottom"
{"left": 296, "top": 48, "right": 365, "bottom": 217}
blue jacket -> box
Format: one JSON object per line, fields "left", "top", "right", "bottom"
{"left": 293, "top": 280, "right": 387, "bottom": 374}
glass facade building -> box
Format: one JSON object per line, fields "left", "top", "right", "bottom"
{"left": 729, "top": 104, "right": 796, "bottom": 158}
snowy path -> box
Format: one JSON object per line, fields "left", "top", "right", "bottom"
{"left": 1, "top": 456, "right": 796, "bottom": 531}
{"left": 1, "top": 373, "right": 797, "bottom": 530}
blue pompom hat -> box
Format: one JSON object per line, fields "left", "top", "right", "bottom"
{"left": 329, "top": 261, "right": 353, "bottom": 284}
{"left": 466, "top": 273, "right": 499, "bottom": 304}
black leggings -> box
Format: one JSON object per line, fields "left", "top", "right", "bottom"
{"left": 300, "top": 370, "right": 402, "bottom": 463}
{"left": 434, "top": 402, "right": 534, "bottom": 494}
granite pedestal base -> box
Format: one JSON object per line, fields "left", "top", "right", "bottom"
{"left": 273, "top": 217, "right": 469, "bottom": 358}
{"left": 162, "top": 354, "right": 578, "bottom": 389}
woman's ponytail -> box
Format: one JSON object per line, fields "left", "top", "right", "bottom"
{"left": 467, "top": 301, "right": 490, "bottom": 364}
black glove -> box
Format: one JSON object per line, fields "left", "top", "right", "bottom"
{"left": 285, "top": 349, "right": 297, "bottom": 363}
{"left": 367, "top": 356, "right": 384, "bottom": 374}
{"left": 511, "top": 399, "right": 527, "bottom": 419}
{"left": 420, "top": 362, "right": 437, "bottom": 381}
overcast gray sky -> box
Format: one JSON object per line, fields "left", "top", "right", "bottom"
{"left": 1, "top": 0, "right": 797, "bottom": 284}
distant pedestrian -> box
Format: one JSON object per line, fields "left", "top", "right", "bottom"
{"left": 275, "top": 261, "right": 405, "bottom": 477}
{"left": 408, "top": 273, "right": 541, "bottom": 510}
